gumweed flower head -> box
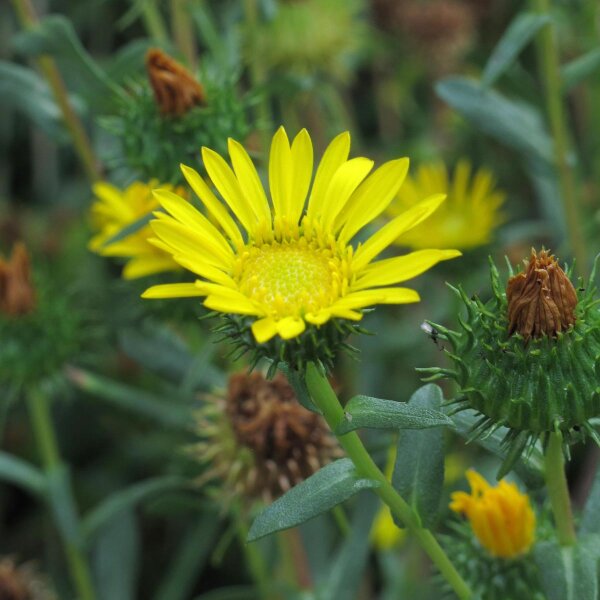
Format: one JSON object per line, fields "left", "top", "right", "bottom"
{"left": 0, "top": 242, "right": 36, "bottom": 317}
{"left": 89, "top": 180, "right": 184, "bottom": 279}
{"left": 450, "top": 470, "right": 535, "bottom": 559}
{"left": 142, "top": 127, "right": 461, "bottom": 369}
{"left": 192, "top": 371, "right": 340, "bottom": 503}
{"left": 388, "top": 160, "right": 505, "bottom": 250}
{"left": 146, "top": 48, "right": 206, "bottom": 116}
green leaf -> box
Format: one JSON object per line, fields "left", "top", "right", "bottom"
{"left": 435, "top": 77, "right": 554, "bottom": 164}
{"left": 154, "top": 513, "right": 221, "bottom": 600}
{"left": 280, "top": 363, "right": 320, "bottom": 414}
{"left": 392, "top": 385, "right": 445, "bottom": 528}
{"left": 320, "top": 493, "right": 379, "bottom": 600}
{"left": 482, "top": 12, "right": 550, "bottom": 87}
{"left": 0, "top": 451, "right": 46, "bottom": 496}
{"left": 82, "top": 476, "right": 185, "bottom": 542}
{"left": 562, "top": 48, "right": 600, "bottom": 91}
{"left": 580, "top": 466, "right": 600, "bottom": 535}
{"left": 46, "top": 464, "right": 85, "bottom": 546}
{"left": 336, "top": 395, "right": 451, "bottom": 434}
{"left": 247, "top": 459, "right": 379, "bottom": 541}
{"left": 0, "top": 61, "right": 67, "bottom": 141}
{"left": 66, "top": 366, "right": 192, "bottom": 429}
{"left": 92, "top": 509, "right": 140, "bottom": 600}
{"left": 12, "top": 15, "right": 125, "bottom": 107}
{"left": 534, "top": 538, "right": 599, "bottom": 600}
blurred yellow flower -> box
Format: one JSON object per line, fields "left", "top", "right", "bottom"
{"left": 89, "top": 180, "right": 183, "bottom": 279}
{"left": 450, "top": 469, "right": 535, "bottom": 559}
{"left": 387, "top": 160, "right": 505, "bottom": 250}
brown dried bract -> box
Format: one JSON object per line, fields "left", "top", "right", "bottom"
{"left": 507, "top": 249, "right": 577, "bottom": 341}
{"left": 0, "top": 243, "right": 36, "bottom": 317}
{"left": 146, "top": 48, "right": 205, "bottom": 116}
{"left": 0, "top": 557, "right": 55, "bottom": 600}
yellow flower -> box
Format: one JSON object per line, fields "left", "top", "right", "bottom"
{"left": 89, "top": 180, "right": 183, "bottom": 279}
{"left": 142, "top": 127, "right": 461, "bottom": 343}
{"left": 387, "top": 160, "right": 505, "bottom": 250}
{"left": 450, "top": 469, "right": 536, "bottom": 559}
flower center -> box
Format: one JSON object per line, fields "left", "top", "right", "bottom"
{"left": 236, "top": 240, "right": 347, "bottom": 318}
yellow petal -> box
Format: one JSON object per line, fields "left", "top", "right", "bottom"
{"left": 123, "top": 255, "right": 177, "bottom": 280}
{"left": 180, "top": 164, "right": 244, "bottom": 250}
{"left": 269, "top": 126, "right": 293, "bottom": 217}
{"left": 204, "top": 293, "right": 261, "bottom": 316}
{"left": 307, "top": 131, "right": 351, "bottom": 218}
{"left": 332, "top": 288, "right": 420, "bottom": 310}
{"left": 288, "top": 129, "right": 314, "bottom": 224}
{"left": 338, "top": 158, "right": 409, "bottom": 240}
{"left": 353, "top": 194, "right": 446, "bottom": 270}
{"left": 354, "top": 249, "right": 461, "bottom": 290}
{"left": 276, "top": 316, "right": 306, "bottom": 339}
{"left": 170, "top": 253, "right": 235, "bottom": 287}
{"left": 228, "top": 137, "right": 271, "bottom": 224}
{"left": 252, "top": 317, "right": 279, "bottom": 343}
{"left": 142, "top": 283, "right": 205, "bottom": 299}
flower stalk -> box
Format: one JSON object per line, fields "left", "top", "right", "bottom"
{"left": 26, "top": 387, "right": 96, "bottom": 600}
{"left": 544, "top": 431, "right": 577, "bottom": 546}
{"left": 305, "top": 363, "right": 472, "bottom": 600}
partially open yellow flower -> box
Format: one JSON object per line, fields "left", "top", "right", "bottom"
{"left": 450, "top": 469, "right": 535, "bottom": 559}
{"left": 143, "top": 127, "right": 460, "bottom": 344}
{"left": 387, "top": 160, "right": 505, "bottom": 250}
{"left": 89, "top": 180, "right": 182, "bottom": 279}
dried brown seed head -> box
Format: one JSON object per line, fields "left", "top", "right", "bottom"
{"left": 0, "top": 243, "right": 36, "bottom": 317}
{"left": 507, "top": 249, "right": 577, "bottom": 341}
{"left": 146, "top": 48, "right": 205, "bottom": 116}
{"left": 0, "top": 557, "right": 55, "bottom": 600}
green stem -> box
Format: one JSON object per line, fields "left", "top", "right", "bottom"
{"left": 170, "top": 0, "right": 197, "bottom": 68}
{"left": 532, "top": 0, "right": 587, "bottom": 271}
{"left": 305, "top": 363, "right": 472, "bottom": 600}
{"left": 544, "top": 431, "right": 577, "bottom": 546}
{"left": 26, "top": 388, "right": 96, "bottom": 600}
{"left": 332, "top": 504, "right": 351, "bottom": 536}
{"left": 11, "top": 0, "right": 101, "bottom": 182}
{"left": 139, "top": 0, "right": 169, "bottom": 43}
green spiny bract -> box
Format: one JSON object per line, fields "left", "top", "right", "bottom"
{"left": 421, "top": 257, "right": 600, "bottom": 458}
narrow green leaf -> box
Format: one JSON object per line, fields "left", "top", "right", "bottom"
{"left": 280, "top": 363, "right": 320, "bottom": 414}
{"left": 482, "top": 12, "right": 550, "bottom": 87}
{"left": 580, "top": 466, "right": 600, "bottom": 535}
{"left": 0, "top": 61, "right": 67, "bottom": 141}
{"left": 46, "top": 464, "right": 85, "bottom": 547}
{"left": 336, "top": 395, "right": 451, "bottom": 434}
{"left": 247, "top": 459, "right": 379, "bottom": 541}
{"left": 392, "top": 385, "right": 445, "bottom": 528}
{"left": 435, "top": 77, "right": 554, "bottom": 164}
{"left": 93, "top": 510, "right": 140, "bottom": 600}
{"left": 0, "top": 451, "right": 46, "bottom": 496}
{"left": 12, "top": 15, "right": 125, "bottom": 106}
{"left": 562, "top": 48, "right": 600, "bottom": 91}
{"left": 534, "top": 538, "right": 599, "bottom": 600}
{"left": 66, "top": 366, "right": 192, "bottom": 428}
{"left": 82, "top": 476, "right": 185, "bottom": 542}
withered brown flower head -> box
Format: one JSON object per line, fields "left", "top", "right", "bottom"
{"left": 194, "top": 371, "right": 340, "bottom": 503}
{"left": 0, "top": 243, "right": 36, "bottom": 317}
{"left": 0, "top": 557, "right": 55, "bottom": 600}
{"left": 146, "top": 48, "right": 206, "bottom": 116}
{"left": 507, "top": 249, "right": 577, "bottom": 341}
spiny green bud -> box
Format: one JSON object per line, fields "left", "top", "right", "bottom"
{"left": 422, "top": 250, "right": 600, "bottom": 467}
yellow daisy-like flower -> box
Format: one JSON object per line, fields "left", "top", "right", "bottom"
{"left": 450, "top": 469, "right": 536, "bottom": 559}
{"left": 142, "top": 127, "right": 460, "bottom": 344}
{"left": 387, "top": 160, "right": 505, "bottom": 250}
{"left": 89, "top": 180, "right": 183, "bottom": 279}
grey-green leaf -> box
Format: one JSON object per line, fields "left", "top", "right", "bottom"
{"left": 247, "top": 459, "right": 379, "bottom": 542}
{"left": 580, "top": 466, "right": 600, "bottom": 535}
{"left": 336, "top": 395, "right": 451, "bottom": 434}
{"left": 435, "top": 77, "right": 554, "bottom": 164}
{"left": 562, "top": 48, "right": 600, "bottom": 91}
{"left": 482, "top": 12, "right": 550, "bottom": 87}
{"left": 0, "top": 451, "right": 46, "bottom": 496}
{"left": 392, "top": 385, "right": 445, "bottom": 528}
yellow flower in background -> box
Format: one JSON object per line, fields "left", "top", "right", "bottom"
{"left": 450, "top": 469, "right": 535, "bottom": 559}
{"left": 143, "top": 127, "right": 461, "bottom": 343}
{"left": 89, "top": 180, "right": 182, "bottom": 279}
{"left": 387, "top": 160, "right": 505, "bottom": 250}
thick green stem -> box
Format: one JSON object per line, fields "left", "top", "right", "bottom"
{"left": 532, "top": 0, "right": 587, "bottom": 271}
{"left": 11, "top": 0, "right": 101, "bottom": 182}
{"left": 544, "top": 432, "right": 577, "bottom": 546}
{"left": 27, "top": 389, "right": 96, "bottom": 600}
{"left": 305, "top": 363, "right": 472, "bottom": 600}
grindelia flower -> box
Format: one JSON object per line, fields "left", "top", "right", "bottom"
{"left": 89, "top": 180, "right": 183, "bottom": 279}
{"left": 192, "top": 371, "right": 340, "bottom": 502}
{"left": 143, "top": 127, "right": 460, "bottom": 366}
{"left": 388, "top": 160, "right": 505, "bottom": 250}
{"left": 450, "top": 469, "right": 535, "bottom": 559}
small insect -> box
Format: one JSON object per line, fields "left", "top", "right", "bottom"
{"left": 421, "top": 321, "right": 444, "bottom": 350}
